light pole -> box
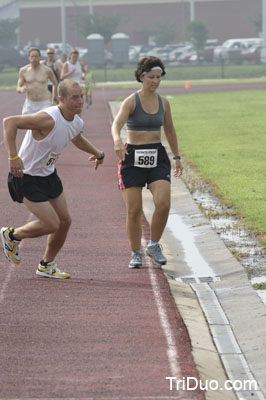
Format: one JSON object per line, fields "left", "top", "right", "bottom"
{"left": 61, "top": 0, "right": 66, "bottom": 53}
{"left": 261, "top": 0, "right": 266, "bottom": 61}
{"left": 263, "top": 0, "right": 266, "bottom": 43}
{"left": 190, "top": 0, "right": 195, "bottom": 22}
{"left": 90, "top": 0, "right": 94, "bottom": 15}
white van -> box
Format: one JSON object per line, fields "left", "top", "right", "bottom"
{"left": 46, "top": 42, "right": 72, "bottom": 55}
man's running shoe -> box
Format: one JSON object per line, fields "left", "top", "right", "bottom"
{"left": 146, "top": 243, "right": 167, "bottom": 265}
{"left": 1, "top": 227, "right": 21, "bottom": 264}
{"left": 36, "top": 261, "right": 70, "bottom": 279}
{"left": 128, "top": 251, "right": 142, "bottom": 269}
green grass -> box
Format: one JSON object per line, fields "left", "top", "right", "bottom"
{"left": 94, "top": 63, "right": 266, "bottom": 81}
{"left": 2, "top": 62, "right": 266, "bottom": 88}
{"left": 170, "top": 90, "right": 266, "bottom": 241}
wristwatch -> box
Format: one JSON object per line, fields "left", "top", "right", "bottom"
{"left": 96, "top": 151, "right": 105, "bottom": 160}
{"left": 173, "top": 155, "right": 181, "bottom": 160}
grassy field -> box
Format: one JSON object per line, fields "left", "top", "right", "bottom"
{"left": 170, "top": 90, "right": 266, "bottom": 241}
{"left": 2, "top": 62, "right": 266, "bottom": 87}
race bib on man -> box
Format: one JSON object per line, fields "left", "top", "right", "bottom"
{"left": 134, "top": 149, "right": 158, "bottom": 168}
{"left": 44, "top": 152, "right": 61, "bottom": 168}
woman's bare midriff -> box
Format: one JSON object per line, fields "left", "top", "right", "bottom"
{"left": 127, "top": 130, "right": 161, "bottom": 145}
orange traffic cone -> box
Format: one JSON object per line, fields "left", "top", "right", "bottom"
{"left": 185, "top": 80, "right": 190, "bottom": 89}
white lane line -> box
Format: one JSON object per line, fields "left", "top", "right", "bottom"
{"left": 0, "top": 263, "right": 15, "bottom": 304}
{"left": 141, "top": 237, "right": 181, "bottom": 377}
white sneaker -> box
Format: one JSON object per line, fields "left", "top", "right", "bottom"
{"left": 1, "top": 226, "right": 21, "bottom": 264}
{"left": 36, "top": 261, "right": 70, "bottom": 279}
{"left": 128, "top": 251, "right": 142, "bottom": 269}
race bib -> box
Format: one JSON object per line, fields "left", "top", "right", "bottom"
{"left": 134, "top": 149, "right": 158, "bottom": 168}
{"left": 44, "top": 152, "right": 61, "bottom": 168}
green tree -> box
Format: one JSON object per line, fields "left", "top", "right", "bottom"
{"left": 249, "top": 12, "right": 262, "bottom": 34}
{"left": 153, "top": 21, "right": 176, "bottom": 46}
{"left": 73, "top": 13, "right": 120, "bottom": 44}
{"left": 186, "top": 20, "right": 208, "bottom": 59}
{"left": 0, "top": 18, "right": 21, "bottom": 47}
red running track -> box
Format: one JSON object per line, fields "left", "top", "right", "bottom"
{"left": 0, "top": 88, "right": 204, "bottom": 399}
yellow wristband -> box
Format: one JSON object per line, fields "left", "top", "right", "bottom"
{"left": 8, "top": 155, "right": 19, "bottom": 161}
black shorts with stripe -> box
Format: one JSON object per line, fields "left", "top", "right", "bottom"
{"left": 118, "top": 143, "right": 171, "bottom": 190}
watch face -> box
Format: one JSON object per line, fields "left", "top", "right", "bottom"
{"left": 97, "top": 152, "right": 104, "bottom": 160}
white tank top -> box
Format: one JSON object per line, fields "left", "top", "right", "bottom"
{"left": 66, "top": 61, "right": 82, "bottom": 83}
{"left": 19, "top": 106, "right": 83, "bottom": 177}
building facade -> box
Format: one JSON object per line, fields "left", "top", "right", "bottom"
{"left": 1, "top": 0, "right": 262, "bottom": 47}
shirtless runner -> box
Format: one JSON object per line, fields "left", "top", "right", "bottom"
{"left": 17, "top": 47, "right": 58, "bottom": 114}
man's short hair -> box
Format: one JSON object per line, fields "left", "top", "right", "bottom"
{"left": 28, "top": 47, "right": 41, "bottom": 56}
{"left": 69, "top": 48, "right": 79, "bottom": 56}
{"left": 58, "top": 79, "right": 81, "bottom": 98}
{"left": 46, "top": 48, "right": 55, "bottom": 54}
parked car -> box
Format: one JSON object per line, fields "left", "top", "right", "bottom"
{"left": 242, "top": 44, "right": 262, "bottom": 63}
{"left": 46, "top": 42, "right": 73, "bottom": 55}
{"left": 144, "top": 46, "right": 172, "bottom": 63}
{"left": 0, "top": 47, "right": 28, "bottom": 71}
{"left": 203, "top": 39, "right": 219, "bottom": 62}
{"left": 23, "top": 43, "right": 50, "bottom": 58}
{"left": 214, "top": 38, "right": 263, "bottom": 62}
{"left": 76, "top": 47, "right": 88, "bottom": 58}
{"left": 138, "top": 45, "right": 155, "bottom": 60}
{"left": 168, "top": 43, "right": 193, "bottom": 62}
{"left": 128, "top": 45, "right": 142, "bottom": 63}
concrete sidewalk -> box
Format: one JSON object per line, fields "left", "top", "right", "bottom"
{"left": 110, "top": 100, "right": 266, "bottom": 400}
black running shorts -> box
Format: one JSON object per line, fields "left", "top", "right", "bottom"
{"left": 118, "top": 143, "right": 171, "bottom": 190}
{"left": 8, "top": 170, "right": 63, "bottom": 203}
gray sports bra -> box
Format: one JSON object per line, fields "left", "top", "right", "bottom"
{"left": 126, "top": 92, "right": 164, "bottom": 131}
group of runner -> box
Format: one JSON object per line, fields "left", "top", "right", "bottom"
{"left": 1, "top": 46, "right": 182, "bottom": 277}
{"left": 17, "top": 46, "right": 96, "bottom": 114}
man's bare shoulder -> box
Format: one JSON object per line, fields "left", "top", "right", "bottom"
{"left": 41, "top": 63, "right": 51, "bottom": 72}
{"left": 19, "top": 63, "right": 31, "bottom": 73}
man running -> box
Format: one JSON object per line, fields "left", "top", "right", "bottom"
{"left": 41, "top": 47, "right": 61, "bottom": 94}
{"left": 17, "top": 47, "right": 58, "bottom": 114}
{"left": 1, "top": 79, "right": 105, "bottom": 279}
{"left": 60, "top": 48, "right": 85, "bottom": 84}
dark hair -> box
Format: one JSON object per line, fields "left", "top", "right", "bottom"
{"left": 28, "top": 47, "right": 41, "bottom": 56}
{"left": 135, "top": 56, "right": 166, "bottom": 82}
